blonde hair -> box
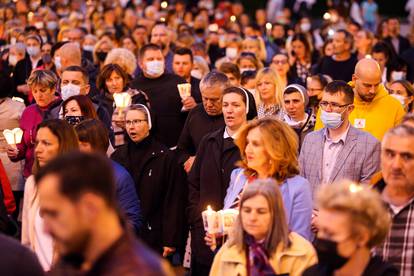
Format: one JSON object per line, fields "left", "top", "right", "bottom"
{"left": 104, "top": 48, "right": 137, "bottom": 75}
{"left": 237, "top": 54, "right": 264, "bottom": 71}
{"left": 241, "top": 37, "right": 267, "bottom": 61}
{"left": 228, "top": 179, "right": 290, "bottom": 255}
{"left": 236, "top": 118, "right": 299, "bottom": 182}
{"left": 255, "top": 67, "right": 284, "bottom": 107}
{"left": 93, "top": 38, "right": 114, "bottom": 64}
{"left": 27, "top": 69, "right": 58, "bottom": 89}
{"left": 317, "top": 181, "right": 391, "bottom": 248}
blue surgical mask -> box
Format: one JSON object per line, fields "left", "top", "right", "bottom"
{"left": 321, "top": 109, "right": 343, "bottom": 129}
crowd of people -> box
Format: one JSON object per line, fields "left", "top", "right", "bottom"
{"left": 0, "top": 0, "right": 413, "bottom": 275}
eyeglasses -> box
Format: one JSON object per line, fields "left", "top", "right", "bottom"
{"left": 125, "top": 119, "right": 147, "bottom": 126}
{"left": 319, "top": 101, "right": 351, "bottom": 112}
{"left": 272, "top": 59, "right": 288, "bottom": 65}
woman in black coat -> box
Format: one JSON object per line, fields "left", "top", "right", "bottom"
{"left": 111, "top": 104, "right": 186, "bottom": 257}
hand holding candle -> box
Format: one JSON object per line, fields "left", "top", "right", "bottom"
{"left": 3, "top": 128, "right": 23, "bottom": 149}
{"left": 177, "top": 83, "right": 191, "bottom": 111}
{"left": 113, "top": 92, "right": 132, "bottom": 121}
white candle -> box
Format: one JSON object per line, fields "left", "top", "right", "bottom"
{"left": 3, "top": 128, "right": 23, "bottom": 149}
{"left": 177, "top": 83, "right": 191, "bottom": 100}
{"left": 202, "top": 205, "right": 219, "bottom": 234}
{"left": 113, "top": 92, "right": 132, "bottom": 109}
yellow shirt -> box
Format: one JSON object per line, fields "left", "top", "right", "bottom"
{"left": 315, "top": 82, "right": 406, "bottom": 140}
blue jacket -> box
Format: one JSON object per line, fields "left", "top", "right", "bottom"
{"left": 112, "top": 161, "right": 143, "bottom": 232}
{"left": 224, "top": 168, "right": 313, "bottom": 241}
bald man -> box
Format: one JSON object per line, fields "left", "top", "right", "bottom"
{"left": 56, "top": 42, "right": 82, "bottom": 75}
{"left": 315, "top": 58, "right": 405, "bottom": 140}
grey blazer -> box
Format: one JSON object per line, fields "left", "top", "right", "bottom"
{"left": 299, "top": 125, "right": 381, "bottom": 199}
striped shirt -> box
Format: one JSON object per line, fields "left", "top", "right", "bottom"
{"left": 375, "top": 197, "right": 414, "bottom": 276}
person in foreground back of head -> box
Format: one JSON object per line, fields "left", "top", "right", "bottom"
{"left": 35, "top": 152, "right": 173, "bottom": 275}
{"left": 75, "top": 119, "right": 143, "bottom": 232}
{"left": 210, "top": 179, "right": 317, "bottom": 276}
{"left": 303, "top": 181, "right": 398, "bottom": 276}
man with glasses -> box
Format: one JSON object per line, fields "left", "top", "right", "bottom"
{"left": 315, "top": 58, "right": 405, "bottom": 140}
{"left": 300, "top": 80, "right": 380, "bottom": 200}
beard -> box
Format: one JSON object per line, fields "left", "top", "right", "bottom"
{"left": 52, "top": 228, "right": 91, "bottom": 258}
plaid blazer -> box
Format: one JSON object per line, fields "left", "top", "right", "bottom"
{"left": 299, "top": 125, "right": 381, "bottom": 199}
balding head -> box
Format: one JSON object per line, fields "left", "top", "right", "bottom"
{"left": 352, "top": 58, "right": 382, "bottom": 102}
{"left": 59, "top": 42, "right": 82, "bottom": 70}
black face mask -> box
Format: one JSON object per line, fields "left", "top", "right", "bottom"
{"left": 96, "top": 51, "right": 108, "bottom": 62}
{"left": 65, "top": 115, "right": 85, "bottom": 126}
{"left": 314, "top": 238, "right": 349, "bottom": 272}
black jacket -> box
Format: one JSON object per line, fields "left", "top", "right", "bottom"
{"left": 187, "top": 127, "right": 241, "bottom": 265}
{"left": 177, "top": 104, "right": 225, "bottom": 163}
{"left": 111, "top": 136, "right": 186, "bottom": 253}
{"left": 12, "top": 55, "right": 43, "bottom": 103}
{"left": 384, "top": 35, "right": 411, "bottom": 55}
{"left": 131, "top": 73, "right": 188, "bottom": 147}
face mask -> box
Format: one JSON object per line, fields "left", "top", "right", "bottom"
{"left": 321, "top": 109, "right": 344, "bottom": 129}
{"left": 26, "top": 46, "right": 40, "bottom": 57}
{"left": 96, "top": 51, "right": 107, "bottom": 62}
{"left": 191, "top": 70, "right": 203, "bottom": 80}
{"left": 61, "top": 84, "right": 81, "bottom": 101}
{"left": 145, "top": 60, "right": 164, "bottom": 77}
{"left": 34, "top": 22, "right": 44, "bottom": 30}
{"left": 240, "top": 68, "right": 256, "bottom": 74}
{"left": 300, "top": 22, "right": 311, "bottom": 32}
{"left": 8, "top": 54, "right": 18, "bottom": 66}
{"left": 41, "top": 36, "right": 48, "bottom": 43}
{"left": 47, "top": 21, "right": 58, "bottom": 30}
{"left": 65, "top": 115, "right": 85, "bottom": 126}
{"left": 10, "top": 37, "right": 17, "bottom": 45}
{"left": 391, "top": 71, "right": 406, "bottom": 81}
{"left": 226, "top": 47, "right": 238, "bottom": 59}
{"left": 391, "top": 94, "right": 406, "bottom": 106}
{"left": 83, "top": 45, "right": 94, "bottom": 52}
{"left": 54, "top": 56, "right": 62, "bottom": 71}
{"left": 314, "top": 238, "right": 349, "bottom": 271}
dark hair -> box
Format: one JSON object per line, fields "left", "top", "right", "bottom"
{"left": 219, "top": 62, "right": 241, "bottom": 80}
{"left": 291, "top": 33, "right": 312, "bottom": 61}
{"left": 308, "top": 74, "right": 329, "bottom": 88}
{"left": 62, "top": 95, "right": 98, "bottom": 119}
{"left": 223, "top": 86, "right": 247, "bottom": 105}
{"left": 174, "top": 47, "right": 193, "bottom": 62}
{"left": 75, "top": 119, "right": 109, "bottom": 154}
{"left": 336, "top": 29, "right": 354, "bottom": 48}
{"left": 33, "top": 119, "right": 79, "bottom": 173}
{"left": 96, "top": 63, "right": 129, "bottom": 92}
{"left": 62, "top": 65, "right": 89, "bottom": 83}
{"left": 324, "top": 80, "right": 354, "bottom": 104}
{"left": 35, "top": 152, "right": 117, "bottom": 208}
{"left": 138, "top": 43, "right": 162, "bottom": 60}
{"left": 51, "top": 41, "right": 69, "bottom": 58}
{"left": 241, "top": 70, "right": 257, "bottom": 86}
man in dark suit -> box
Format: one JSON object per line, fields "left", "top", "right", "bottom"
{"left": 384, "top": 18, "right": 410, "bottom": 55}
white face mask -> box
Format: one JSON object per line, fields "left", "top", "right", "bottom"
{"left": 226, "top": 47, "right": 238, "bottom": 59}
{"left": 300, "top": 22, "right": 311, "bottom": 33}
{"left": 391, "top": 94, "right": 406, "bottom": 106}
{"left": 391, "top": 71, "right": 406, "bottom": 81}
{"left": 240, "top": 68, "right": 256, "bottom": 74}
{"left": 8, "top": 54, "right": 18, "bottom": 66}
{"left": 191, "top": 70, "right": 203, "bottom": 80}
{"left": 34, "top": 22, "right": 44, "bottom": 30}
{"left": 83, "top": 45, "right": 94, "bottom": 52}
{"left": 145, "top": 60, "right": 164, "bottom": 77}
{"left": 26, "top": 46, "right": 40, "bottom": 57}
{"left": 47, "top": 21, "right": 58, "bottom": 30}
{"left": 61, "top": 83, "right": 81, "bottom": 101}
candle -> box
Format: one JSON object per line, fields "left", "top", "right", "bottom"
{"left": 113, "top": 92, "right": 132, "bottom": 109}
{"left": 202, "top": 205, "right": 219, "bottom": 234}
{"left": 218, "top": 209, "right": 239, "bottom": 234}
{"left": 3, "top": 128, "right": 23, "bottom": 148}
{"left": 177, "top": 83, "right": 191, "bottom": 100}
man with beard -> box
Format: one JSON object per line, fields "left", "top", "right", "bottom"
{"left": 150, "top": 22, "right": 174, "bottom": 73}
{"left": 315, "top": 58, "right": 405, "bottom": 140}
{"left": 36, "top": 152, "right": 172, "bottom": 275}
{"left": 373, "top": 125, "right": 414, "bottom": 275}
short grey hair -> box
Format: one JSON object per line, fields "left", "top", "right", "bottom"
{"left": 10, "top": 42, "right": 26, "bottom": 55}
{"left": 199, "top": 70, "right": 230, "bottom": 93}
{"left": 383, "top": 124, "right": 414, "bottom": 140}
{"left": 27, "top": 69, "right": 58, "bottom": 89}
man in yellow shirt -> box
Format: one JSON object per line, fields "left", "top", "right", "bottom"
{"left": 315, "top": 58, "right": 405, "bottom": 140}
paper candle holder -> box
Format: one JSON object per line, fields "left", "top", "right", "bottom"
{"left": 113, "top": 92, "right": 132, "bottom": 109}
{"left": 218, "top": 209, "right": 239, "bottom": 234}
{"left": 202, "top": 206, "right": 239, "bottom": 235}
{"left": 3, "top": 128, "right": 23, "bottom": 146}
{"left": 177, "top": 83, "right": 191, "bottom": 100}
